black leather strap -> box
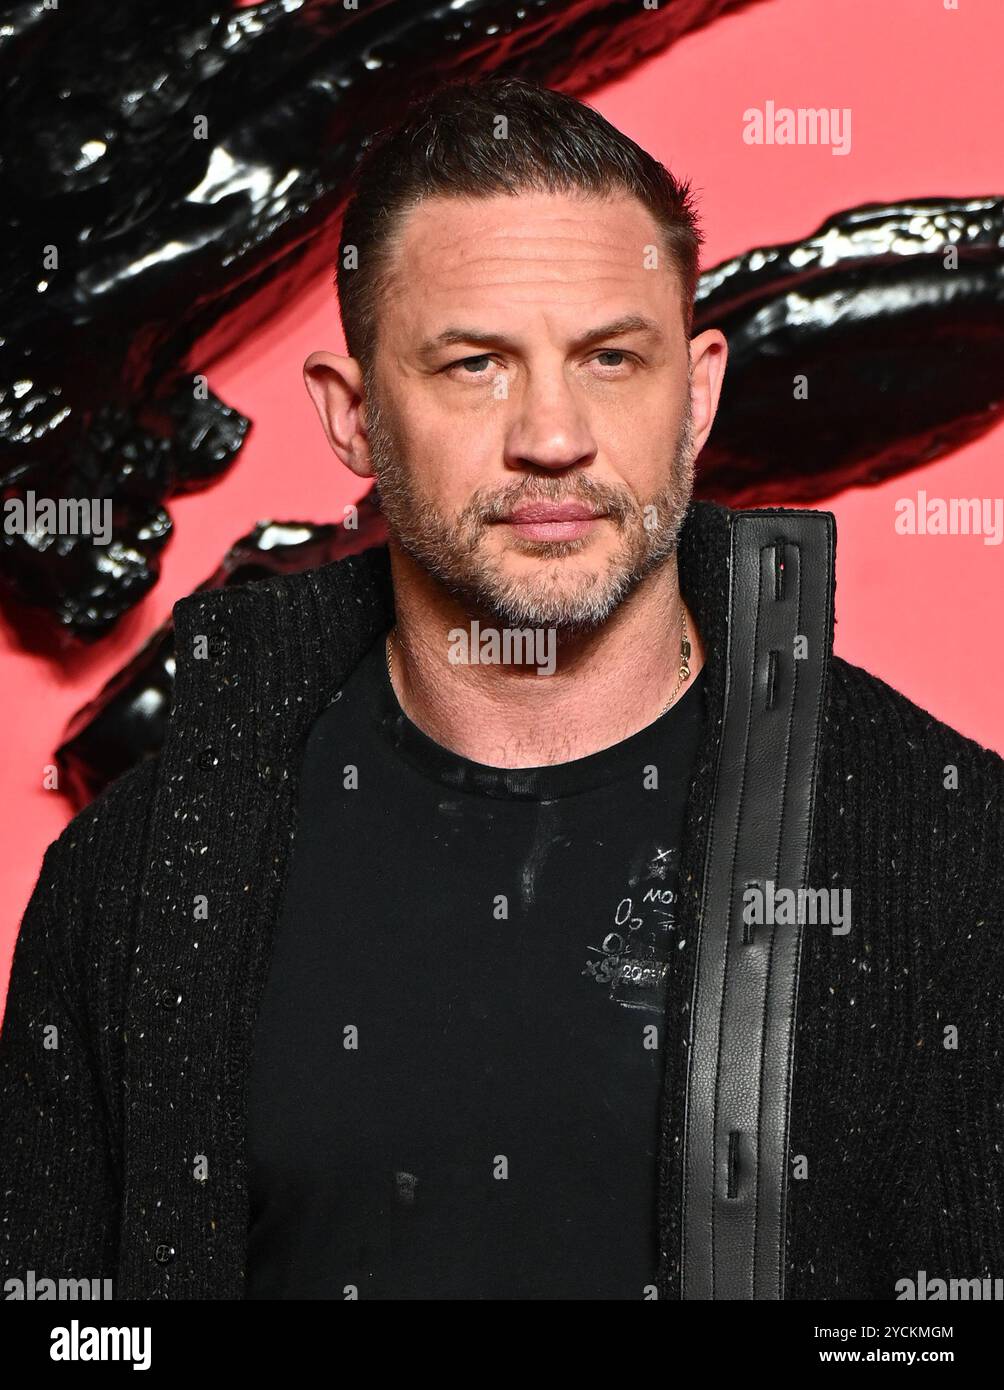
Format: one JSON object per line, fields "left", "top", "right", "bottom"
{"left": 681, "top": 510, "right": 835, "bottom": 1300}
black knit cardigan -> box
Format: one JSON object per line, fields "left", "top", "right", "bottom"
{"left": 2, "top": 499, "right": 1002, "bottom": 1300}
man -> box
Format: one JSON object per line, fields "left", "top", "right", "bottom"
{"left": 2, "top": 76, "right": 1002, "bottom": 1302}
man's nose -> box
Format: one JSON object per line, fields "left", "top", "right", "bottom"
{"left": 503, "top": 373, "right": 597, "bottom": 472}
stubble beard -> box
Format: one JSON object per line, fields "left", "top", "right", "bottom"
{"left": 364, "top": 383, "right": 696, "bottom": 636}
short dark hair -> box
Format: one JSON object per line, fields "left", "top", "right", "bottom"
{"left": 336, "top": 75, "right": 703, "bottom": 384}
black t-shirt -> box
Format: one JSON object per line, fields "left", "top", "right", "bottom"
{"left": 247, "top": 632, "right": 706, "bottom": 1300}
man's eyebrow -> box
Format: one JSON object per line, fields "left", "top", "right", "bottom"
{"left": 415, "top": 314, "right": 664, "bottom": 360}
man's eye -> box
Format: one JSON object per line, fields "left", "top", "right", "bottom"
{"left": 447, "top": 354, "right": 494, "bottom": 375}
{"left": 595, "top": 350, "right": 629, "bottom": 368}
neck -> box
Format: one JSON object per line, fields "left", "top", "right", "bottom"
{"left": 385, "top": 546, "right": 706, "bottom": 768}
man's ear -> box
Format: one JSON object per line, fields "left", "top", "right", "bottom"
{"left": 687, "top": 329, "right": 728, "bottom": 457}
{"left": 303, "top": 350, "right": 375, "bottom": 479}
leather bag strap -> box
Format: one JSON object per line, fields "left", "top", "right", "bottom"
{"left": 681, "top": 509, "right": 835, "bottom": 1300}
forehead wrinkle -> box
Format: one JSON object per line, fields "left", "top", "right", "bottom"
{"left": 426, "top": 272, "right": 656, "bottom": 301}
{"left": 411, "top": 242, "right": 660, "bottom": 293}
{"left": 419, "top": 231, "right": 650, "bottom": 269}
{"left": 405, "top": 207, "right": 658, "bottom": 260}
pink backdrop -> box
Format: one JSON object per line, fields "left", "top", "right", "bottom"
{"left": 3, "top": 0, "right": 1002, "bottom": 1014}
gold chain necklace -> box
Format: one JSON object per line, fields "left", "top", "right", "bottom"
{"left": 385, "top": 607, "right": 693, "bottom": 717}
{"left": 660, "top": 605, "right": 693, "bottom": 714}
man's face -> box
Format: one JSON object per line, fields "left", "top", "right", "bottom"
{"left": 362, "top": 190, "right": 698, "bottom": 633}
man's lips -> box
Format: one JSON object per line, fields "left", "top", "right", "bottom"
{"left": 495, "top": 501, "right": 609, "bottom": 542}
